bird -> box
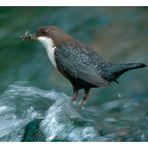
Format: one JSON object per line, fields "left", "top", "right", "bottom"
{"left": 21, "top": 26, "right": 146, "bottom": 112}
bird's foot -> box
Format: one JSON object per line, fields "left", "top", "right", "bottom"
{"left": 69, "top": 96, "right": 77, "bottom": 107}
{"left": 77, "top": 94, "right": 88, "bottom": 112}
{"left": 77, "top": 101, "right": 86, "bottom": 112}
{"left": 71, "top": 97, "right": 76, "bottom": 102}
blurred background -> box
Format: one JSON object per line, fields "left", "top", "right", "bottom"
{"left": 0, "top": 7, "right": 148, "bottom": 141}
{"left": 0, "top": 7, "right": 147, "bottom": 102}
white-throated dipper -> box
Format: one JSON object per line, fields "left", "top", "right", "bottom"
{"left": 21, "top": 26, "right": 146, "bottom": 112}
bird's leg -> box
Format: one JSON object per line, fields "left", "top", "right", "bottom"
{"left": 71, "top": 87, "right": 79, "bottom": 102}
{"left": 77, "top": 89, "right": 90, "bottom": 112}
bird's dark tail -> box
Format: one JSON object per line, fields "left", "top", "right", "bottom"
{"left": 102, "top": 63, "right": 146, "bottom": 83}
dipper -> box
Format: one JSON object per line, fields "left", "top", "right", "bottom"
{"left": 21, "top": 26, "right": 146, "bottom": 111}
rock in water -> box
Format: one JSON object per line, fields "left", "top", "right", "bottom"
{"left": 21, "top": 119, "right": 45, "bottom": 142}
{"left": 0, "top": 81, "right": 100, "bottom": 142}
{"left": 40, "top": 97, "right": 99, "bottom": 142}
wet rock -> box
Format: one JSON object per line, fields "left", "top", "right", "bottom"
{"left": 21, "top": 119, "right": 45, "bottom": 142}
{"left": 0, "top": 82, "right": 148, "bottom": 141}
{"left": 40, "top": 97, "right": 100, "bottom": 142}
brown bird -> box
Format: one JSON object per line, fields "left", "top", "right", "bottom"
{"left": 21, "top": 26, "right": 146, "bottom": 111}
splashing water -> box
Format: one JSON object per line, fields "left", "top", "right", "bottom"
{"left": 0, "top": 81, "right": 99, "bottom": 141}
{"left": 0, "top": 81, "right": 55, "bottom": 141}
{"left": 0, "top": 81, "right": 148, "bottom": 141}
{"left": 40, "top": 97, "right": 99, "bottom": 141}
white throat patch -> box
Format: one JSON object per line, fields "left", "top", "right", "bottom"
{"left": 37, "top": 36, "right": 56, "bottom": 68}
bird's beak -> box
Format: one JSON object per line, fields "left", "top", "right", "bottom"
{"left": 20, "top": 31, "right": 38, "bottom": 40}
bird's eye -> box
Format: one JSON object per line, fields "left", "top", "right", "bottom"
{"left": 41, "top": 29, "right": 45, "bottom": 33}
{"left": 41, "top": 29, "right": 48, "bottom": 33}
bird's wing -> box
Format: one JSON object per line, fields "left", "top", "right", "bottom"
{"left": 55, "top": 40, "right": 110, "bottom": 87}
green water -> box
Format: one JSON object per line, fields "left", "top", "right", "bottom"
{"left": 0, "top": 7, "right": 148, "bottom": 141}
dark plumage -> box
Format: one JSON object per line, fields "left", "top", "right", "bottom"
{"left": 22, "top": 26, "right": 146, "bottom": 111}
{"left": 54, "top": 38, "right": 146, "bottom": 111}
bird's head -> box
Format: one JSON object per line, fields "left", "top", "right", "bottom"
{"left": 21, "top": 26, "right": 73, "bottom": 48}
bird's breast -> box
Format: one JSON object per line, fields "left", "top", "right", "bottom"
{"left": 46, "top": 46, "right": 57, "bottom": 68}
{"left": 37, "top": 36, "right": 57, "bottom": 68}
